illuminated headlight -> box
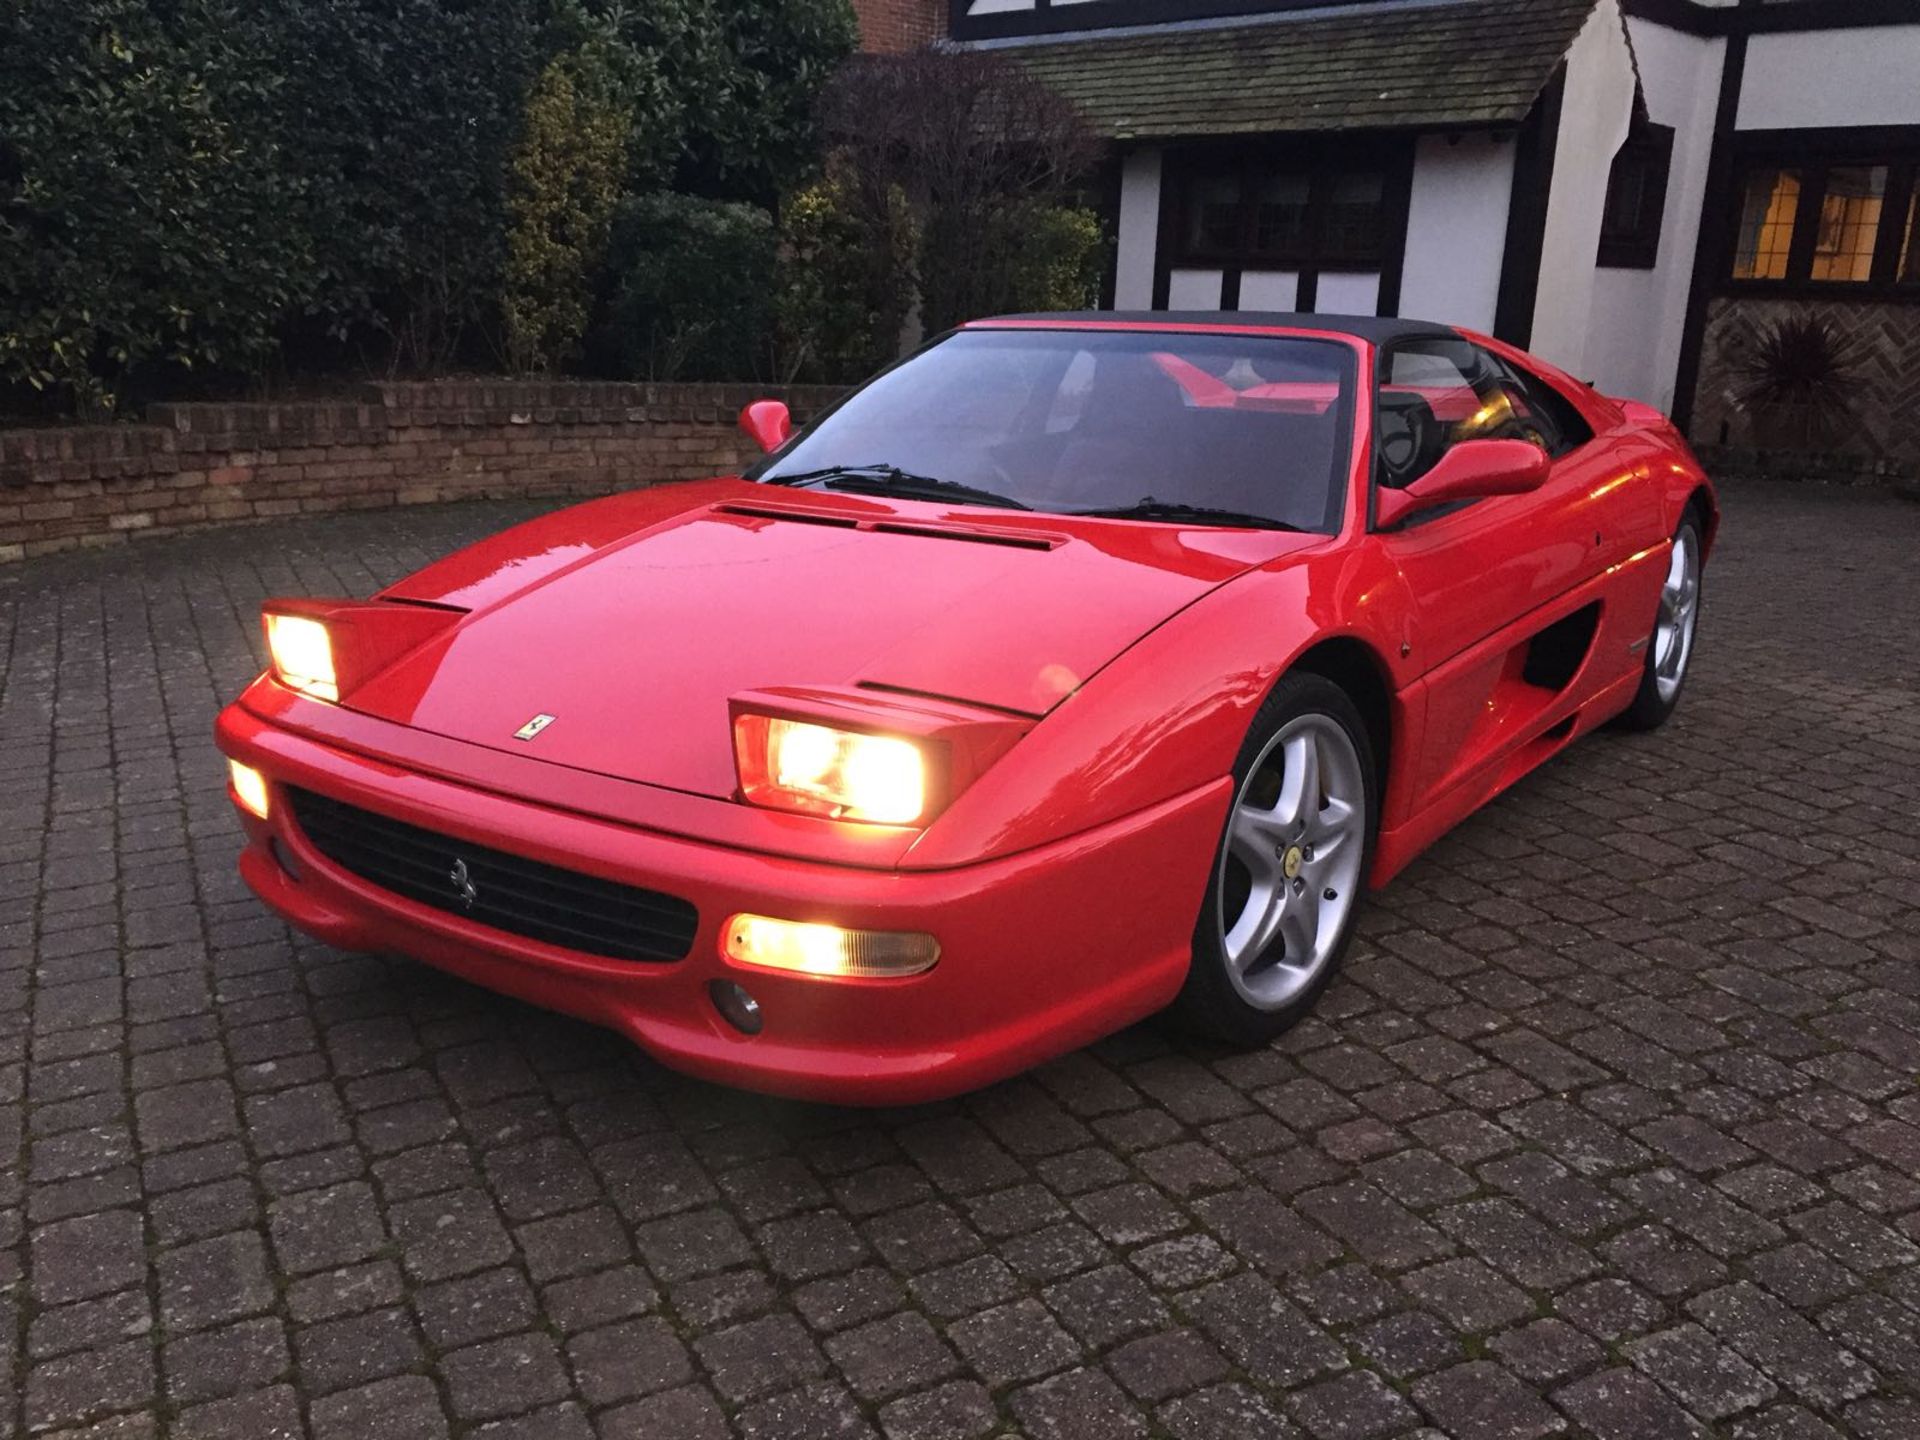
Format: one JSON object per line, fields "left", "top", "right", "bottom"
{"left": 266, "top": 613, "right": 338, "bottom": 702}
{"left": 228, "top": 760, "right": 271, "bottom": 820}
{"left": 734, "top": 715, "right": 929, "bottom": 824}
{"left": 724, "top": 914, "right": 939, "bottom": 979}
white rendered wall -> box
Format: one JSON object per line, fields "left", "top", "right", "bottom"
{"left": 1316, "top": 272, "right": 1382, "bottom": 315}
{"left": 1529, "top": 0, "right": 1639, "bottom": 379}
{"left": 1398, "top": 133, "right": 1516, "bottom": 332}
{"left": 1166, "top": 268, "right": 1225, "bottom": 309}
{"left": 1239, "top": 270, "right": 1300, "bottom": 310}
{"left": 1739, "top": 26, "right": 1920, "bottom": 130}
{"left": 1584, "top": 21, "right": 1726, "bottom": 410}
{"left": 1112, "top": 148, "right": 1163, "bottom": 309}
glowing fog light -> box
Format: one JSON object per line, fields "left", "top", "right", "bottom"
{"left": 736, "top": 715, "right": 929, "bottom": 824}
{"left": 266, "top": 613, "right": 338, "bottom": 702}
{"left": 723, "top": 914, "right": 940, "bottom": 979}
{"left": 229, "top": 760, "right": 271, "bottom": 820}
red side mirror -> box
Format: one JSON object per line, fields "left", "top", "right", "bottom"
{"left": 1376, "top": 439, "right": 1550, "bottom": 529}
{"left": 740, "top": 399, "right": 793, "bottom": 455}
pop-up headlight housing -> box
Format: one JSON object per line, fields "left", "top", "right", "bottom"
{"left": 260, "top": 597, "right": 463, "bottom": 705}
{"left": 730, "top": 686, "right": 1030, "bottom": 829}
{"left": 265, "top": 613, "right": 338, "bottom": 701}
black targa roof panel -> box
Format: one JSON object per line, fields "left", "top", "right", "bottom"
{"left": 973, "top": 312, "right": 1464, "bottom": 345}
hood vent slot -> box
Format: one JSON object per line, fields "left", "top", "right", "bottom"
{"left": 870, "top": 521, "right": 1056, "bottom": 551}
{"left": 714, "top": 504, "right": 858, "bottom": 529}
{"left": 713, "top": 503, "right": 1060, "bottom": 551}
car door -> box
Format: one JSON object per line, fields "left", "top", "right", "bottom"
{"left": 1372, "top": 337, "right": 1640, "bottom": 800}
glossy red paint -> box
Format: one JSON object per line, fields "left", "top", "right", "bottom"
{"left": 740, "top": 399, "right": 793, "bottom": 454}
{"left": 215, "top": 314, "right": 1715, "bottom": 1103}
{"left": 1371, "top": 438, "right": 1549, "bottom": 530}
{"left": 347, "top": 479, "right": 1296, "bottom": 797}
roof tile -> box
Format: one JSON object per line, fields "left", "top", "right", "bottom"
{"left": 1009, "top": 0, "right": 1599, "bottom": 139}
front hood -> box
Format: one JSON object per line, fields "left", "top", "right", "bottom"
{"left": 354, "top": 479, "right": 1316, "bottom": 796}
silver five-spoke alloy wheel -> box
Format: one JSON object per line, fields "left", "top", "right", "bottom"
{"left": 1653, "top": 525, "right": 1701, "bottom": 703}
{"left": 1218, "top": 713, "right": 1367, "bottom": 1010}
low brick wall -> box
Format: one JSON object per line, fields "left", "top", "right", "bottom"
{"left": 0, "top": 380, "right": 842, "bottom": 562}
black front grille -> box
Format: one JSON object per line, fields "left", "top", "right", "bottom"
{"left": 288, "top": 787, "right": 698, "bottom": 963}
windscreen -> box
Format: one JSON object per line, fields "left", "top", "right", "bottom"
{"left": 755, "top": 328, "right": 1356, "bottom": 533}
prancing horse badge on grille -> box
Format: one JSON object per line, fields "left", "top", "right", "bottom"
{"left": 448, "top": 858, "right": 478, "bottom": 909}
{"left": 514, "top": 713, "right": 556, "bottom": 741}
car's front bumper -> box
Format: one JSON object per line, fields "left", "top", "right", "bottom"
{"left": 216, "top": 703, "right": 1228, "bottom": 1104}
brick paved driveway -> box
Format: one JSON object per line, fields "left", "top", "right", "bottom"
{"left": 3, "top": 479, "right": 1917, "bottom": 1440}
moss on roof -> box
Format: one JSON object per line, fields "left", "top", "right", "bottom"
{"left": 1008, "top": 0, "right": 1600, "bottom": 140}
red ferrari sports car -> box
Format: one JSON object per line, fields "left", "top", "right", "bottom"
{"left": 216, "top": 313, "right": 1714, "bottom": 1103}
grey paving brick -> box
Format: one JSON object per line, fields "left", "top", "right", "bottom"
{"left": 440, "top": 1331, "right": 571, "bottom": 1422}
{"left": 949, "top": 1297, "right": 1081, "bottom": 1387}
{"left": 172, "top": 1384, "right": 304, "bottom": 1440}
{"left": 309, "top": 1374, "right": 449, "bottom": 1440}
{"left": 157, "top": 1231, "right": 275, "bottom": 1332}
{"left": 30, "top": 1208, "right": 146, "bottom": 1304}
{"left": 693, "top": 1312, "right": 828, "bottom": 1403}
{"left": 1412, "top": 1361, "right": 1566, "bottom": 1439}
{"left": 596, "top": 1383, "right": 731, "bottom": 1439}
{"left": 566, "top": 1316, "right": 694, "bottom": 1406}
{"left": 268, "top": 1181, "right": 387, "bottom": 1274}
{"left": 878, "top": 1379, "right": 1001, "bottom": 1440}
{"left": 294, "top": 1306, "right": 422, "bottom": 1393}
{"left": 162, "top": 1317, "right": 291, "bottom": 1405}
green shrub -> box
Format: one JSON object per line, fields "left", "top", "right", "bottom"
{"left": 674, "top": 0, "right": 860, "bottom": 205}
{"left": 274, "top": 0, "right": 540, "bottom": 372}
{"left": 776, "top": 171, "right": 917, "bottom": 384}
{"left": 0, "top": 0, "right": 308, "bottom": 415}
{"left": 1003, "top": 205, "right": 1107, "bottom": 314}
{"left": 815, "top": 48, "right": 1102, "bottom": 340}
{"left": 0, "top": 0, "right": 862, "bottom": 406}
{"left": 921, "top": 202, "right": 1106, "bottom": 333}
{"left": 596, "top": 193, "right": 779, "bottom": 381}
{"left": 501, "top": 53, "right": 631, "bottom": 374}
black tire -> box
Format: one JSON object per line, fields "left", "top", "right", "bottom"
{"left": 1171, "top": 671, "right": 1377, "bottom": 1048}
{"left": 1614, "top": 510, "right": 1705, "bottom": 732}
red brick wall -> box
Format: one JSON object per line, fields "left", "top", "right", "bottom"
{"left": 0, "top": 380, "right": 842, "bottom": 562}
{"left": 852, "top": 0, "right": 946, "bottom": 51}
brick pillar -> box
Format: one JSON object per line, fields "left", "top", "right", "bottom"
{"left": 851, "top": 0, "right": 946, "bottom": 52}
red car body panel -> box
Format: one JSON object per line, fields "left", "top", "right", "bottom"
{"left": 215, "top": 314, "right": 1716, "bottom": 1102}
{"left": 353, "top": 477, "right": 1303, "bottom": 796}
{"left": 218, "top": 701, "right": 1225, "bottom": 1103}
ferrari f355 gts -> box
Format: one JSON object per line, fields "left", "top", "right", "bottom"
{"left": 216, "top": 313, "right": 1715, "bottom": 1103}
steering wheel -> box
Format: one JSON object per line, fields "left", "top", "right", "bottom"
{"left": 1374, "top": 396, "right": 1436, "bottom": 489}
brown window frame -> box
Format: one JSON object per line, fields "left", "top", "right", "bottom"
{"left": 1723, "top": 126, "right": 1920, "bottom": 300}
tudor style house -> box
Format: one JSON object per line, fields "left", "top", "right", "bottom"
{"left": 927, "top": 0, "right": 1920, "bottom": 471}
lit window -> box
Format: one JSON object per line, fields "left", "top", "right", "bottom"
{"left": 1809, "top": 165, "right": 1887, "bottom": 282}
{"left": 1733, "top": 168, "right": 1801, "bottom": 280}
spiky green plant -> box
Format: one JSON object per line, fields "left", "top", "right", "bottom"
{"left": 1735, "top": 312, "right": 1857, "bottom": 447}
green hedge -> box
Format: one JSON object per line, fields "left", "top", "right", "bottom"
{"left": 0, "top": 2, "right": 1116, "bottom": 413}
{"left": 0, "top": 0, "right": 856, "bottom": 414}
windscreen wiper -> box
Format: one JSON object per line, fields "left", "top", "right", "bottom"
{"left": 772, "top": 464, "right": 1032, "bottom": 511}
{"left": 1068, "top": 497, "right": 1304, "bottom": 531}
